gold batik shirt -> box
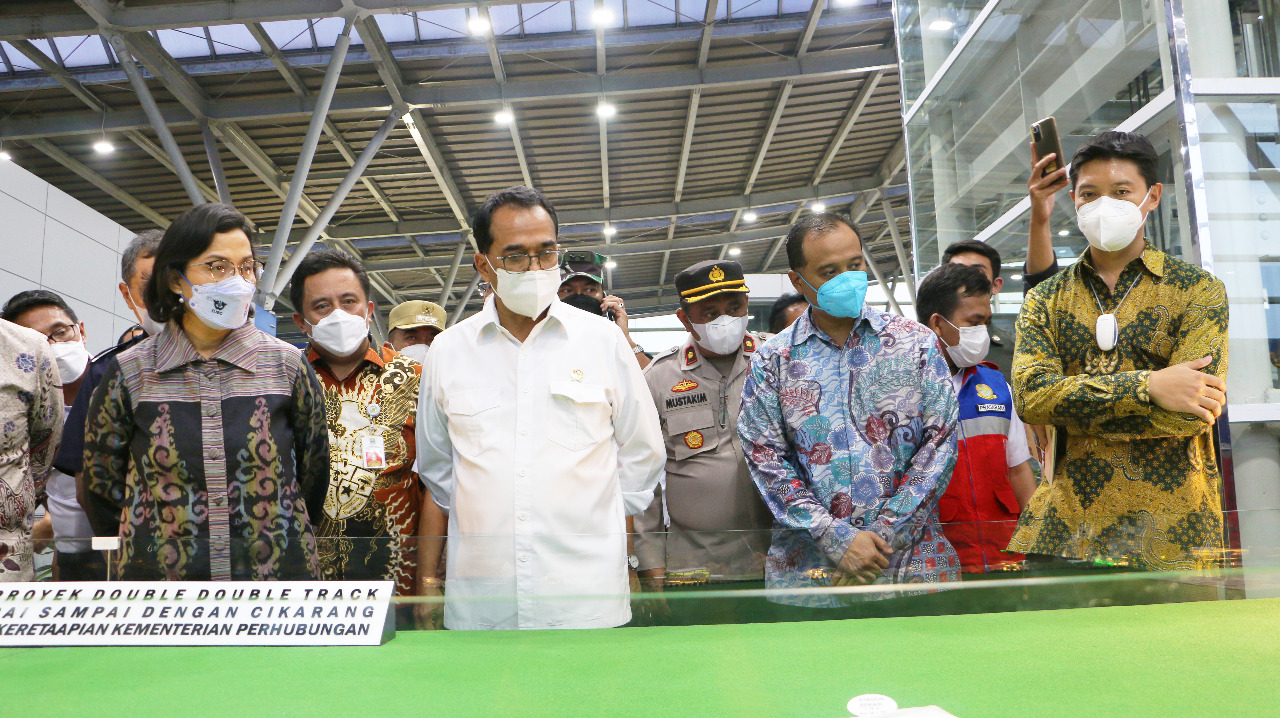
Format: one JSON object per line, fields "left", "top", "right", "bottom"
{"left": 1010, "top": 247, "right": 1228, "bottom": 570}
{"left": 308, "top": 345, "right": 422, "bottom": 594}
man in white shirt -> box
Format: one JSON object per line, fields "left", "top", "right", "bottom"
{"left": 417, "top": 185, "right": 665, "bottom": 630}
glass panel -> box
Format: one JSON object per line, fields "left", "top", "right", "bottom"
{"left": 488, "top": 4, "right": 523, "bottom": 35}
{"left": 206, "top": 24, "right": 263, "bottom": 56}
{"left": 894, "top": 0, "right": 993, "bottom": 106}
{"left": 1196, "top": 98, "right": 1280, "bottom": 403}
{"left": 372, "top": 13, "right": 418, "bottom": 43}
{"left": 522, "top": 2, "right": 575, "bottom": 35}
{"left": 52, "top": 36, "right": 109, "bottom": 68}
{"left": 730, "top": 0, "right": 777, "bottom": 21}
{"left": 261, "top": 19, "right": 316, "bottom": 51}
{"left": 900, "top": 0, "right": 1169, "bottom": 309}
{"left": 1227, "top": 0, "right": 1280, "bottom": 77}
{"left": 58, "top": 509, "right": 1274, "bottom": 631}
{"left": 416, "top": 9, "right": 469, "bottom": 40}
{"left": 156, "top": 28, "right": 215, "bottom": 59}
{"left": 310, "top": 16, "right": 352, "bottom": 47}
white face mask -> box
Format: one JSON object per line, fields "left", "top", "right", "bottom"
{"left": 309, "top": 307, "right": 370, "bottom": 358}
{"left": 691, "top": 314, "right": 748, "bottom": 356}
{"left": 184, "top": 274, "right": 255, "bottom": 330}
{"left": 941, "top": 317, "right": 990, "bottom": 368}
{"left": 1075, "top": 188, "right": 1152, "bottom": 253}
{"left": 398, "top": 342, "right": 430, "bottom": 364}
{"left": 486, "top": 257, "right": 561, "bottom": 319}
{"left": 127, "top": 296, "right": 165, "bottom": 336}
{"left": 50, "top": 339, "right": 89, "bottom": 383}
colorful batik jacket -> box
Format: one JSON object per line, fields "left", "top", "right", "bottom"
{"left": 82, "top": 322, "right": 329, "bottom": 581}
{"left": 738, "top": 306, "right": 961, "bottom": 607}
{"left": 1010, "top": 247, "right": 1228, "bottom": 570}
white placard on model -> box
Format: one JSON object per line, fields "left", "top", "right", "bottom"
{"left": 0, "top": 581, "right": 395, "bottom": 647}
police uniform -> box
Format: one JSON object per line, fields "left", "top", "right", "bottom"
{"left": 634, "top": 261, "right": 772, "bottom": 581}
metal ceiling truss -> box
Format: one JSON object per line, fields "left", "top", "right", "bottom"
{"left": 1, "top": 0, "right": 911, "bottom": 321}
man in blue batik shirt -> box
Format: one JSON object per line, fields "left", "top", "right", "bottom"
{"left": 738, "top": 213, "right": 962, "bottom": 608}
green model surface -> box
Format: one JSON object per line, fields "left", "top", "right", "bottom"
{"left": 4, "top": 598, "right": 1278, "bottom": 717}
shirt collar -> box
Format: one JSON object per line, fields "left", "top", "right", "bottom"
{"left": 155, "top": 321, "right": 261, "bottom": 373}
{"left": 477, "top": 295, "right": 568, "bottom": 342}
{"left": 306, "top": 341, "right": 384, "bottom": 371}
{"left": 1080, "top": 245, "right": 1166, "bottom": 281}
{"left": 789, "top": 303, "right": 884, "bottom": 347}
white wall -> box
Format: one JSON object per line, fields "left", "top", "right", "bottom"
{"left": 0, "top": 159, "right": 142, "bottom": 355}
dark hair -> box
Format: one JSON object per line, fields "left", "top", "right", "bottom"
{"left": 785, "top": 212, "right": 854, "bottom": 270}
{"left": 145, "top": 203, "right": 257, "bottom": 323}
{"left": 941, "top": 239, "right": 1002, "bottom": 279}
{"left": 471, "top": 185, "right": 559, "bottom": 254}
{"left": 287, "top": 247, "right": 372, "bottom": 314}
{"left": 915, "top": 263, "right": 992, "bottom": 326}
{"left": 1, "top": 289, "right": 78, "bottom": 324}
{"left": 121, "top": 229, "right": 164, "bottom": 285}
{"left": 768, "top": 293, "right": 808, "bottom": 333}
{"left": 1069, "top": 131, "right": 1159, "bottom": 191}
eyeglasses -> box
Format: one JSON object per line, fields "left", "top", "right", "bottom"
{"left": 495, "top": 248, "right": 563, "bottom": 273}
{"left": 45, "top": 324, "right": 80, "bottom": 343}
{"left": 187, "top": 259, "right": 265, "bottom": 282}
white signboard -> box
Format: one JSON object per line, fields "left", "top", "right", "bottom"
{"left": 0, "top": 581, "right": 395, "bottom": 646}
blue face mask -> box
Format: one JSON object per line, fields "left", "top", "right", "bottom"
{"left": 798, "top": 270, "right": 868, "bottom": 318}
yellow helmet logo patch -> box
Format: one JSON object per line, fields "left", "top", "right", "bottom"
{"left": 671, "top": 379, "right": 699, "bottom": 393}
{"left": 708, "top": 265, "right": 725, "bottom": 282}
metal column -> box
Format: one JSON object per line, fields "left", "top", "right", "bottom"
{"left": 104, "top": 32, "right": 205, "bottom": 206}
{"left": 437, "top": 240, "right": 469, "bottom": 305}
{"left": 267, "top": 110, "right": 401, "bottom": 307}
{"left": 260, "top": 16, "right": 355, "bottom": 297}
{"left": 200, "top": 122, "right": 232, "bottom": 205}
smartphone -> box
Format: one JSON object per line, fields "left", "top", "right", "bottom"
{"left": 1031, "top": 116, "right": 1064, "bottom": 177}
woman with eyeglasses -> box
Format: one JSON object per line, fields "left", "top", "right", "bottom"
{"left": 81, "top": 203, "right": 330, "bottom": 581}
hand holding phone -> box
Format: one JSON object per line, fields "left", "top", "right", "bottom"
{"left": 1031, "top": 117, "right": 1064, "bottom": 177}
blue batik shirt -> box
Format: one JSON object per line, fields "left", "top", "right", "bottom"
{"left": 738, "top": 305, "right": 962, "bottom": 607}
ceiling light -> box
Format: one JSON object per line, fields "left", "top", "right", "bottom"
{"left": 1058, "top": 229, "right": 1070, "bottom": 236}
{"left": 596, "top": 101, "right": 616, "bottom": 119}
{"left": 810, "top": 201, "right": 826, "bottom": 212}
{"left": 93, "top": 139, "right": 115, "bottom": 154}
{"left": 727, "top": 247, "right": 742, "bottom": 256}
{"left": 467, "top": 16, "right": 491, "bottom": 34}
{"left": 591, "top": 8, "right": 615, "bottom": 26}
{"left": 0, "top": 150, "right": 10, "bottom": 162}
{"left": 928, "top": 19, "right": 955, "bottom": 32}
{"left": 1011, "top": 274, "right": 1023, "bottom": 281}
{"left": 494, "top": 109, "right": 514, "bottom": 125}
{"left": 603, "top": 224, "right": 618, "bottom": 236}
{"left": 605, "top": 260, "right": 618, "bottom": 269}
{"left": 742, "top": 211, "right": 758, "bottom": 222}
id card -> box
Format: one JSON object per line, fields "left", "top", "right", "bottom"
{"left": 361, "top": 434, "right": 386, "bottom": 470}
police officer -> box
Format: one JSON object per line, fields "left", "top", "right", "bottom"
{"left": 634, "top": 260, "right": 773, "bottom": 622}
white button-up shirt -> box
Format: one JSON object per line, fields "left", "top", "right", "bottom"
{"left": 418, "top": 297, "right": 665, "bottom": 630}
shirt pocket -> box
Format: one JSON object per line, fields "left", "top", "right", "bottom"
{"left": 993, "top": 479, "right": 1022, "bottom": 516}
{"left": 547, "top": 381, "right": 612, "bottom": 452}
{"left": 446, "top": 387, "right": 503, "bottom": 456}
{"left": 666, "top": 407, "right": 719, "bottom": 461}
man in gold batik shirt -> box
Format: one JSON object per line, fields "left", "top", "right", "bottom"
{"left": 290, "top": 248, "right": 444, "bottom": 595}
{"left": 1011, "top": 131, "right": 1229, "bottom": 571}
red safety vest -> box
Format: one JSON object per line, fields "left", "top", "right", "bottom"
{"left": 939, "top": 362, "right": 1024, "bottom": 573}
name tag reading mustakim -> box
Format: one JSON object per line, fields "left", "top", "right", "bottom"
{"left": 361, "top": 435, "right": 386, "bottom": 470}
